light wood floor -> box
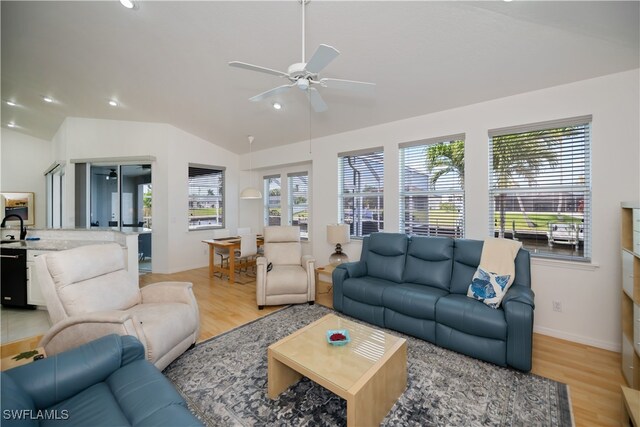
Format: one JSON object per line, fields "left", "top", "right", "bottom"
{"left": 1, "top": 266, "right": 625, "bottom": 426}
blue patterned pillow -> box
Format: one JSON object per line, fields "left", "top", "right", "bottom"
{"left": 467, "top": 267, "right": 512, "bottom": 309}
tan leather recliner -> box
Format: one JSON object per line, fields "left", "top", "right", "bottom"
{"left": 256, "top": 226, "right": 315, "bottom": 309}
{"left": 35, "top": 243, "right": 200, "bottom": 370}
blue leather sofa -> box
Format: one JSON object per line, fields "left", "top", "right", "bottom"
{"left": 1, "top": 334, "right": 202, "bottom": 427}
{"left": 333, "top": 233, "right": 534, "bottom": 371}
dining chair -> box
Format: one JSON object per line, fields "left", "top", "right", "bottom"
{"left": 213, "top": 230, "right": 231, "bottom": 278}
{"left": 234, "top": 233, "right": 258, "bottom": 277}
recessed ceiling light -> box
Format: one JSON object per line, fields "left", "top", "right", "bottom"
{"left": 43, "top": 96, "right": 54, "bottom": 103}
{"left": 7, "top": 122, "right": 16, "bottom": 128}
{"left": 120, "top": 0, "right": 136, "bottom": 9}
{"left": 109, "top": 100, "right": 119, "bottom": 107}
{"left": 272, "top": 102, "right": 282, "bottom": 110}
{"left": 5, "top": 100, "right": 17, "bottom": 107}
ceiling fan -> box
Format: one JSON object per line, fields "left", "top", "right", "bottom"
{"left": 228, "top": 0, "right": 375, "bottom": 113}
{"left": 95, "top": 168, "right": 118, "bottom": 180}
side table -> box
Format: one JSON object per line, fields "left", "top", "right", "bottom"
{"left": 315, "top": 265, "right": 335, "bottom": 300}
{"left": 1, "top": 347, "right": 46, "bottom": 371}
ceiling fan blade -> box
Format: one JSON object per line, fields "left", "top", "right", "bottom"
{"left": 304, "top": 44, "right": 340, "bottom": 74}
{"left": 249, "top": 84, "right": 295, "bottom": 102}
{"left": 307, "top": 87, "right": 328, "bottom": 113}
{"left": 229, "top": 61, "right": 290, "bottom": 78}
{"left": 320, "top": 78, "right": 376, "bottom": 93}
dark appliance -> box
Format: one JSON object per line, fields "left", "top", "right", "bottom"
{"left": 0, "top": 248, "right": 32, "bottom": 308}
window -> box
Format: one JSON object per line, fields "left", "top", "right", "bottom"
{"left": 188, "top": 165, "right": 224, "bottom": 230}
{"left": 488, "top": 116, "right": 591, "bottom": 261}
{"left": 338, "top": 148, "right": 384, "bottom": 238}
{"left": 399, "top": 135, "right": 465, "bottom": 237}
{"left": 288, "top": 172, "right": 309, "bottom": 239}
{"left": 264, "top": 175, "right": 281, "bottom": 226}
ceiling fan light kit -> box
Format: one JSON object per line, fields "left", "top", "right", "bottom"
{"left": 229, "top": 0, "right": 375, "bottom": 113}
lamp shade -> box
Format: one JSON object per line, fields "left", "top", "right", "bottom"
{"left": 240, "top": 187, "right": 262, "bottom": 199}
{"left": 327, "top": 224, "right": 350, "bottom": 245}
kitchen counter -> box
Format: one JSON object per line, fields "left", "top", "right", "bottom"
{"left": 1, "top": 239, "right": 118, "bottom": 251}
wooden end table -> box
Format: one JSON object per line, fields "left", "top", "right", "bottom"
{"left": 314, "top": 265, "right": 335, "bottom": 298}
{"left": 1, "top": 347, "right": 46, "bottom": 371}
{"left": 268, "top": 314, "right": 407, "bottom": 426}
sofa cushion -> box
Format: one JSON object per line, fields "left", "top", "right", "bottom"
{"left": 46, "top": 382, "right": 130, "bottom": 427}
{"left": 365, "top": 233, "right": 408, "bottom": 283}
{"left": 403, "top": 236, "right": 453, "bottom": 291}
{"left": 467, "top": 267, "right": 512, "bottom": 309}
{"left": 436, "top": 294, "right": 507, "bottom": 340}
{"left": 382, "top": 283, "right": 448, "bottom": 320}
{"left": 343, "top": 276, "right": 397, "bottom": 306}
{"left": 105, "top": 359, "right": 189, "bottom": 426}
{"left": 449, "top": 239, "right": 483, "bottom": 295}
{"left": 46, "top": 244, "right": 141, "bottom": 315}
{"left": 264, "top": 265, "right": 309, "bottom": 295}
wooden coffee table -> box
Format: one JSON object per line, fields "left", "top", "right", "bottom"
{"left": 268, "top": 314, "right": 407, "bottom": 426}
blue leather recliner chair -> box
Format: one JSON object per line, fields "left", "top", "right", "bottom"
{"left": 1, "top": 334, "right": 202, "bottom": 426}
{"left": 333, "top": 233, "right": 534, "bottom": 371}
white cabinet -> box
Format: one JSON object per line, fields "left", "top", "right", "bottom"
{"left": 26, "top": 250, "right": 48, "bottom": 306}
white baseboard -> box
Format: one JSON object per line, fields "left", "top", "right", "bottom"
{"left": 534, "top": 325, "right": 620, "bottom": 352}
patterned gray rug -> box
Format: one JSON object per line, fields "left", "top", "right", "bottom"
{"left": 164, "top": 304, "right": 573, "bottom": 426}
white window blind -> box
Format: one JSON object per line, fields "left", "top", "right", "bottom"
{"left": 399, "top": 136, "right": 465, "bottom": 237}
{"left": 188, "top": 165, "right": 224, "bottom": 230}
{"left": 488, "top": 117, "right": 591, "bottom": 261}
{"left": 338, "top": 149, "right": 384, "bottom": 237}
{"left": 264, "top": 175, "right": 281, "bottom": 226}
{"left": 288, "top": 172, "right": 309, "bottom": 239}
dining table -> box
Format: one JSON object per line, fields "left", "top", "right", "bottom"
{"left": 202, "top": 236, "right": 264, "bottom": 283}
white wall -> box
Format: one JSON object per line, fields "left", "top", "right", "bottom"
{"left": 242, "top": 69, "right": 640, "bottom": 351}
{"left": 52, "top": 118, "right": 240, "bottom": 274}
{"left": 0, "top": 128, "right": 53, "bottom": 228}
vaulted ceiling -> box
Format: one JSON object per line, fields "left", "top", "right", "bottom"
{"left": 2, "top": 1, "right": 638, "bottom": 154}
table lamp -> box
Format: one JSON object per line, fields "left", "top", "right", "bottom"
{"left": 327, "top": 224, "right": 351, "bottom": 266}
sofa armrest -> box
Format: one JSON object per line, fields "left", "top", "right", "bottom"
{"left": 301, "top": 255, "right": 315, "bottom": 271}
{"left": 336, "top": 261, "right": 367, "bottom": 279}
{"left": 301, "top": 256, "right": 316, "bottom": 301}
{"left": 4, "top": 335, "right": 145, "bottom": 410}
{"left": 502, "top": 285, "right": 535, "bottom": 309}
{"left": 256, "top": 256, "right": 268, "bottom": 306}
{"left": 39, "top": 310, "right": 148, "bottom": 358}
{"left": 503, "top": 285, "right": 535, "bottom": 372}
{"left": 331, "top": 261, "right": 365, "bottom": 312}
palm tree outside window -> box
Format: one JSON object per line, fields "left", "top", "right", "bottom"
{"left": 399, "top": 135, "right": 465, "bottom": 237}
{"left": 488, "top": 116, "right": 592, "bottom": 262}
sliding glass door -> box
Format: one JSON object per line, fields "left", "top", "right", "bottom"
{"left": 85, "top": 163, "right": 153, "bottom": 272}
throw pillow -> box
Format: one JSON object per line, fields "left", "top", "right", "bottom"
{"left": 467, "top": 267, "right": 512, "bottom": 309}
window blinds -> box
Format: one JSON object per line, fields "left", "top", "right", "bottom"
{"left": 288, "top": 172, "right": 309, "bottom": 239}
{"left": 338, "top": 150, "right": 384, "bottom": 237}
{"left": 264, "top": 175, "right": 281, "bottom": 226}
{"left": 399, "top": 137, "right": 465, "bottom": 237}
{"left": 488, "top": 117, "right": 591, "bottom": 261}
{"left": 188, "top": 165, "right": 224, "bottom": 230}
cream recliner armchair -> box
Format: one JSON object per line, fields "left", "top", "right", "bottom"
{"left": 256, "top": 226, "right": 315, "bottom": 309}
{"left": 35, "top": 243, "right": 200, "bottom": 370}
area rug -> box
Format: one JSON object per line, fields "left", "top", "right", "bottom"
{"left": 164, "top": 304, "right": 573, "bottom": 426}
